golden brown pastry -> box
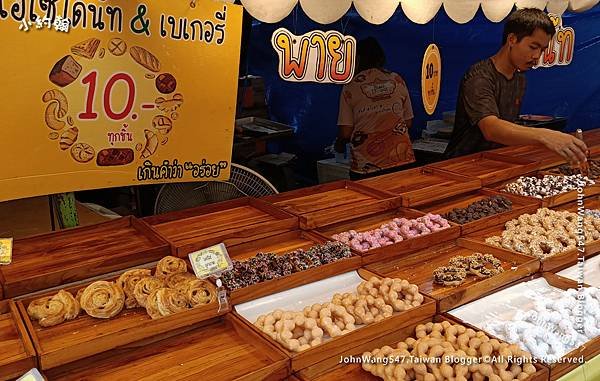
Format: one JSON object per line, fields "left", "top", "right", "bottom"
{"left": 155, "top": 256, "right": 188, "bottom": 278}
{"left": 27, "top": 291, "right": 81, "bottom": 327}
{"left": 164, "top": 272, "right": 196, "bottom": 292}
{"left": 71, "top": 37, "right": 100, "bottom": 59}
{"left": 53, "top": 290, "right": 80, "bottom": 320}
{"left": 59, "top": 127, "right": 79, "bottom": 150}
{"left": 80, "top": 281, "right": 125, "bottom": 319}
{"left": 133, "top": 276, "right": 164, "bottom": 308}
{"left": 186, "top": 280, "right": 215, "bottom": 307}
{"left": 145, "top": 288, "right": 188, "bottom": 319}
{"left": 117, "top": 269, "right": 152, "bottom": 308}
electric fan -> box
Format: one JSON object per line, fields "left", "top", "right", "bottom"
{"left": 153, "top": 163, "right": 278, "bottom": 214}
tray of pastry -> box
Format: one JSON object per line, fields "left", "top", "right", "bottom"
{"left": 491, "top": 144, "right": 565, "bottom": 170}
{"left": 16, "top": 256, "right": 227, "bottom": 370}
{"left": 0, "top": 299, "right": 36, "bottom": 380}
{"left": 428, "top": 152, "right": 539, "bottom": 186}
{"left": 144, "top": 197, "right": 298, "bottom": 257}
{"left": 294, "top": 314, "right": 549, "bottom": 381}
{"left": 221, "top": 231, "right": 362, "bottom": 305}
{"left": 0, "top": 216, "right": 170, "bottom": 299}
{"left": 416, "top": 188, "right": 541, "bottom": 235}
{"left": 365, "top": 241, "right": 540, "bottom": 312}
{"left": 446, "top": 273, "right": 600, "bottom": 380}
{"left": 314, "top": 208, "right": 460, "bottom": 265}
{"left": 233, "top": 269, "right": 436, "bottom": 373}
{"left": 357, "top": 166, "right": 481, "bottom": 207}
{"left": 493, "top": 171, "right": 600, "bottom": 208}
{"left": 262, "top": 181, "right": 401, "bottom": 230}
{"left": 41, "top": 313, "right": 290, "bottom": 381}
{"left": 459, "top": 207, "right": 600, "bottom": 272}
{"left": 556, "top": 253, "right": 600, "bottom": 287}
{"left": 543, "top": 156, "right": 600, "bottom": 180}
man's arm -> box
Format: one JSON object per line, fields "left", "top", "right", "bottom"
{"left": 335, "top": 124, "right": 353, "bottom": 153}
{"left": 479, "top": 116, "right": 588, "bottom": 163}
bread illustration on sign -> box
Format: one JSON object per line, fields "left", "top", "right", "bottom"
{"left": 155, "top": 73, "right": 177, "bottom": 94}
{"left": 156, "top": 93, "right": 183, "bottom": 113}
{"left": 130, "top": 46, "right": 161, "bottom": 72}
{"left": 42, "top": 89, "right": 68, "bottom": 118}
{"left": 44, "top": 102, "right": 66, "bottom": 131}
{"left": 108, "top": 38, "right": 127, "bottom": 56}
{"left": 70, "top": 143, "right": 95, "bottom": 163}
{"left": 49, "top": 55, "right": 82, "bottom": 87}
{"left": 59, "top": 127, "right": 79, "bottom": 150}
{"left": 141, "top": 130, "right": 159, "bottom": 158}
{"left": 152, "top": 115, "right": 172, "bottom": 134}
{"left": 71, "top": 38, "right": 101, "bottom": 59}
{"left": 97, "top": 148, "right": 135, "bottom": 166}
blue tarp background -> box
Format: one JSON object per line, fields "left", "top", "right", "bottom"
{"left": 245, "top": 5, "right": 600, "bottom": 177}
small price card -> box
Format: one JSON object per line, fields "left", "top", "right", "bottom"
{"left": 188, "top": 243, "right": 233, "bottom": 279}
{"left": 0, "top": 238, "right": 13, "bottom": 265}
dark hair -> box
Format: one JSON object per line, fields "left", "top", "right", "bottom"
{"left": 502, "top": 8, "right": 556, "bottom": 45}
{"left": 356, "top": 37, "right": 386, "bottom": 73}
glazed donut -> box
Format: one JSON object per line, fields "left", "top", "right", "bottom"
{"left": 433, "top": 266, "right": 467, "bottom": 286}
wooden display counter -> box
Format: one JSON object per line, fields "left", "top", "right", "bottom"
{"left": 234, "top": 269, "right": 436, "bottom": 373}
{"left": 365, "top": 241, "right": 540, "bottom": 312}
{"left": 460, "top": 224, "right": 600, "bottom": 272}
{"left": 357, "top": 167, "right": 481, "bottom": 207}
{"left": 0, "top": 216, "right": 170, "bottom": 299}
{"left": 144, "top": 197, "right": 298, "bottom": 257}
{"left": 17, "top": 269, "right": 228, "bottom": 370}
{"left": 294, "top": 315, "right": 549, "bottom": 381}
{"left": 314, "top": 208, "right": 460, "bottom": 265}
{"left": 0, "top": 300, "right": 36, "bottom": 381}
{"left": 224, "top": 231, "right": 362, "bottom": 305}
{"left": 417, "top": 188, "right": 541, "bottom": 235}
{"left": 428, "top": 152, "right": 538, "bottom": 186}
{"left": 262, "top": 181, "right": 401, "bottom": 229}
{"left": 446, "top": 273, "right": 597, "bottom": 380}
{"left": 493, "top": 172, "right": 600, "bottom": 208}
{"left": 491, "top": 145, "right": 565, "bottom": 170}
{"left": 42, "top": 314, "right": 290, "bottom": 381}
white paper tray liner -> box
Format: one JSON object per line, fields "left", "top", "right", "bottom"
{"left": 449, "top": 278, "right": 566, "bottom": 326}
{"left": 558, "top": 254, "right": 600, "bottom": 287}
{"left": 235, "top": 270, "right": 363, "bottom": 323}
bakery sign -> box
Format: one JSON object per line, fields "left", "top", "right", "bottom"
{"left": 0, "top": 0, "right": 243, "bottom": 202}
{"left": 535, "top": 14, "right": 575, "bottom": 69}
{"left": 272, "top": 28, "right": 356, "bottom": 84}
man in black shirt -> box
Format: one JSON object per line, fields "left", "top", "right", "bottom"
{"left": 446, "top": 8, "right": 588, "bottom": 165}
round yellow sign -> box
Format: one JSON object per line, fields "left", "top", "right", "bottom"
{"left": 421, "top": 43, "right": 441, "bottom": 115}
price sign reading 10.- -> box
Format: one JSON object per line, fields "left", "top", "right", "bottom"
{"left": 42, "top": 37, "right": 184, "bottom": 167}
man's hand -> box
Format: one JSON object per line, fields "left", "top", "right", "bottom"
{"left": 538, "top": 129, "right": 588, "bottom": 164}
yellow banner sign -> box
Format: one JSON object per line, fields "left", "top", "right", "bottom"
{"left": 0, "top": 0, "right": 242, "bottom": 202}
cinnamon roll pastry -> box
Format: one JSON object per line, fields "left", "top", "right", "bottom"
{"left": 186, "top": 280, "right": 215, "bottom": 307}
{"left": 155, "top": 256, "right": 188, "bottom": 278}
{"left": 145, "top": 288, "right": 189, "bottom": 319}
{"left": 133, "top": 276, "right": 164, "bottom": 308}
{"left": 53, "top": 290, "right": 80, "bottom": 320}
{"left": 117, "top": 269, "right": 152, "bottom": 308}
{"left": 27, "top": 296, "right": 67, "bottom": 327}
{"left": 165, "top": 272, "right": 197, "bottom": 292}
{"left": 80, "top": 281, "right": 125, "bottom": 319}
